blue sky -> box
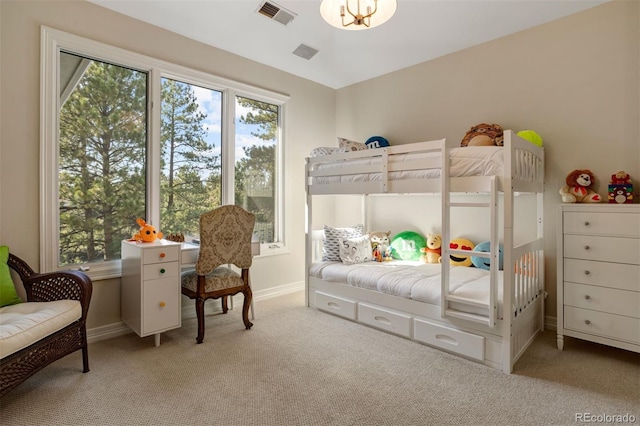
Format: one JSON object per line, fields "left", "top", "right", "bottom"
{"left": 191, "top": 85, "right": 275, "bottom": 163}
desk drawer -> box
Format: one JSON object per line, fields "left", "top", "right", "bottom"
{"left": 142, "top": 277, "right": 180, "bottom": 335}
{"left": 143, "top": 261, "right": 180, "bottom": 280}
{"left": 564, "top": 235, "right": 640, "bottom": 265}
{"left": 315, "top": 292, "right": 356, "bottom": 320}
{"left": 564, "top": 282, "right": 640, "bottom": 318}
{"left": 564, "top": 211, "right": 640, "bottom": 237}
{"left": 143, "top": 246, "right": 180, "bottom": 264}
{"left": 414, "top": 318, "right": 484, "bottom": 361}
{"left": 358, "top": 303, "right": 411, "bottom": 338}
{"left": 564, "top": 259, "right": 640, "bottom": 292}
{"left": 564, "top": 306, "right": 640, "bottom": 345}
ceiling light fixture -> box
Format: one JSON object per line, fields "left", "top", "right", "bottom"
{"left": 320, "top": 0, "right": 397, "bottom": 30}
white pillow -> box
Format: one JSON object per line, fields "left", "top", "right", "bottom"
{"left": 322, "top": 224, "right": 365, "bottom": 261}
{"left": 310, "top": 146, "right": 348, "bottom": 157}
{"left": 339, "top": 235, "right": 373, "bottom": 265}
{"left": 337, "top": 137, "right": 368, "bottom": 152}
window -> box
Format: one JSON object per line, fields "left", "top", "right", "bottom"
{"left": 42, "top": 27, "right": 288, "bottom": 279}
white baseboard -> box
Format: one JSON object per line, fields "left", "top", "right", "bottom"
{"left": 87, "top": 281, "right": 304, "bottom": 344}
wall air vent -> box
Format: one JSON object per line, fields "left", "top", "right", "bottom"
{"left": 292, "top": 44, "right": 318, "bottom": 61}
{"left": 257, "top": 1, "right": 297, "bottom": 26}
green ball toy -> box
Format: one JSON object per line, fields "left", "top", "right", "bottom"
{"left": 517, "top": 130, "right": 543, "bottom": 147}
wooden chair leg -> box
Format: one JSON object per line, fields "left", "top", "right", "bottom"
{"left": 221, "top": 296, "right": 229, "bottom": 314}
{"left": 196, "top": 298, "right": 206, "bottom": 344}
{"left": 242, "top": 287, "right": 253, "bottom": 330}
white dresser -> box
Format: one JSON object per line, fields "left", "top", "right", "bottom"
{"left": 557, "top": 204, "right": 640, "bottom": 353}
{"left": 121, "top": 240, "right": 182, "bottom": 346}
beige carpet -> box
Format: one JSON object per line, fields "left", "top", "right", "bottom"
{"left": 1, "top": 291, "right": 638, "bottom": 426}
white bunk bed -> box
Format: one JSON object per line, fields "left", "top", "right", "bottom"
{"left": 305, "top": 130, "right": 545, "bottom": 373}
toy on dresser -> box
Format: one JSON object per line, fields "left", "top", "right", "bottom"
{"left": 559, "top": 169, "right": 601, "bottom": 203}
{"left": 420, "top": 233, "right": 442, "bottom": 263}
{"left": 608, "top": 171, "right": 634, "bottom": 204}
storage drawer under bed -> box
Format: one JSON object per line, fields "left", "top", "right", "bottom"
{"left": 315, "top": 291, "right": 357, "bottom": 320}
{"left": 414, "top": 318, "right": 485, "bottom": 361}
{"left": 357, "top": 303, "right": 412, "bottom": 338}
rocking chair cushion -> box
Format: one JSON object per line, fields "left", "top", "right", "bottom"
{"left": 0, "top": 300, "right": 81, "bottom": 359}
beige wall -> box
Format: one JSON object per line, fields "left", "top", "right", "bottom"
{"left": 0, "top": 1, "right": 336, "bottom": 330}
{"left": 335, "top": 0, "right": 640, "bottom": 321}
{"left": 1, "top": 0, "right": 638, "bottom": 331}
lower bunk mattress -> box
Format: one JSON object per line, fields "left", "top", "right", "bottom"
{"left": 310, "top": 260, "right": 507, "bottom": 318}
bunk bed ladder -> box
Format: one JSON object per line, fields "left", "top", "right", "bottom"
{"left": 441, "top": 176, "right": 499, "bottom": 329}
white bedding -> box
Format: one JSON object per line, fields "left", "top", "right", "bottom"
{"left": 312, "top": 146, "right": 506, "bottom": 184}
{"left": 310, "top": 260, "right": 505, "bottom": 318}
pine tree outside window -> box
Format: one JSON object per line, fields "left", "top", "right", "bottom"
{"left": 41, "top": 28, "right": 288, "bottom": 279}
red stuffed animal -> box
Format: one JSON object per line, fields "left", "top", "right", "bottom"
{"left": 559, "top": 169, "right": 601, "bottom": 203}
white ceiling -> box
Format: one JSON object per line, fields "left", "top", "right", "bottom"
{"left": 88, "top": 0, "right": 610, "bottom": 89}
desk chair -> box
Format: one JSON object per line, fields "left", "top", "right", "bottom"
{"left": 180, "top": 205, "right": 255, "bottom": 344}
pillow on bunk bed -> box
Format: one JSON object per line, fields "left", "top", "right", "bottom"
{"left": 310, "top": 147, "right": 349, "bottom": 157}
{"left": 322, "top": 224, "right": 366, "bottom": 261}
{"left": 390, "top": 231, "right": 427, "bottom": 261}
{"left": 337, "top": 137, "right": 368, "bottom": 152}
{"left": 338, "top": 235, "right": 373, "bottom": 265}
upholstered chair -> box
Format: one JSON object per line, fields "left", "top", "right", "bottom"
{"left": 180, "top": 205, "right": 255, "bottom": 344}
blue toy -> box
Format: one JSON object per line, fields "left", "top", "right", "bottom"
{"left": 365, "top": 136, "right": 390, "bottom": 149}
{"left": 471, "top": 241, "right": 504, "bottom": 270}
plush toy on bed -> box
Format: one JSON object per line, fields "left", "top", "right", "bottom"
{"left": 449, "top": 237, "right": 475, "bottom": 266}
{"left": 419, "top": 233, "right": 442, "bottom": 264}
{"left": 369, "top": 231, "right": 391, "bottom": 261}
{"left": 559, "top": 169, "right": 601, "bottom": 203}
{"left": 460, "top": 123, "right": 504, "bottom": 147}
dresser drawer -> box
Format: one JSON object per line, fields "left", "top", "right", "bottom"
{"left": 315, "top": 291, "right": 356, "bottom": 320}
{"left": 564, "top": 306, "right": 640, "bottom": 345}
{"left": 564, "top": 259, "right": 640, "bottom": 292}
{"left": 564, "top": 235, "right": 640, "bottom": 265}
{"left": 358, "top": 303, "right": 412, "bottom": 338}
{"left": 142, "top": 245, "right": 180, "bottom": 265}
{"left": 414, "top": 318, "right": 484, "bottom": 361}
{"left": 564, "top": 282, "right": 640, "bottom": 318}
{"left": 143, "top": 261, "right": 180, "bottom": 280}
{"left": 564, "top": 211, "right": 640, "bottom": 238}
{"left": 142, "top": 277, "right": 180, "bottom": 335}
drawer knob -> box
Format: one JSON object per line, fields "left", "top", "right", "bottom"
{"left": 159, "top": 301, "right": 166, "bottom": 308}
{"left": 584, "top": 270, "right": 590, "bottom": 276}
{"left": 584, "top": 221, "right": 590, "bottom": 226}
{"left": 585, "top": 319, "right": 591, "bottom": 325}
{"left": 160, "top": 252, "right": 166, "bottom": 258}
{"left": 160, "top": 268, "right": 166, "bottom": 274}
{"left": 584, "top": 295, "right": 591, "bottom": 300}
{"left": 584, "top": 245, "right": 590, "bottom": 251}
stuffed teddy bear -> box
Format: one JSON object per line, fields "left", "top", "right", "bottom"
{"left": 460, "top": 123, "right": 504, "bottom": 147}
{"left": 420, "top": 233, "right": 442, "bottom": 263}
{"left": 132, "top": 218, "right": 163, "bottom": 242}
{"left": 559, "top": 169, "right": 601, "bottom": 203}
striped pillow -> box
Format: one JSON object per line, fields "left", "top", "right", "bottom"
{"left": 322, "top": 224, "right": 365, "bottom": 261}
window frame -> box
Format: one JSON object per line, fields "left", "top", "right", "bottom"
{"left": 41, "top": 26, "right": 289, "bottom": 279}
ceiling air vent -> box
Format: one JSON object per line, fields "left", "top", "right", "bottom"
{"left": 257, "top": 1, "right": 297, "bottom": 26}
{"left": 292, "top": 44, "right": 318, "bottom": 61}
